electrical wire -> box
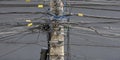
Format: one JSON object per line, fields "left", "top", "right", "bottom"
{"left": 0, "top": 1, "right": 120, "bottom": 8}
{"left": 0, "top": 40, "right": 46, "bottom": 45}
{"left": 0, "top": 4, "right": 38, "bottom": 7}
{"left": 0, "top": 43, "right": 46, "bottom": 58}
{"left": 70, "top": 25, "right": 120, "bottom": 38}
{"left": 65, "top": 0, "right": 71, "bottom": 59}
{"left": 83, "top": 14, "right": 120, "bottom": 20}
{"left": 70, "top": 6, "right": 120, "bottom": 12}
{"left": 60, "top": 21, "right": 120, "bottom": 26}
{"left": 0, "top": 30, "right": 28, "bottom": 41}
{"left": 1, "top": 12, "right": 120, "bottom": 21}
{"left": 67, "top": 1, "right": 120, "bottom": 6}
{"left": 90, "top": 27, "right": 120, "bottom": 38}
{"left": 1, "top": 0, "right": 120, "bottom": 59}
{"left": 0, "top": 12, "right": 46, "bottom": 14}
{"left": 68, "top": 43, "right": 120, "bottom": 48}
{"left": 0, "top": 45, "right": 28, "bottom": 58}
{"left": 1, "top": 40, "right": 120, "bottom": 48}
{"left": 36, "top": 30, "right": 41, "bottom": 43}
{"left": 0, "top": 32, "right": 30, "bottom": 42}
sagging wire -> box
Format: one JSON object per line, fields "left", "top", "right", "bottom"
{"left": 83, "top": 14, "right": 120, "bottom": 20}
{"left": 70, "top": 6, "right": 120, "bottom": 12}
{"left": 69, "top": 32, "right": 102, "bottom": 44}
{"left": 60, "top": 21, "right": 120, "bottom": 26}
{"left": 0, "top": 30, "right": 29, "bottom": 41}
{"left": 0, "top": 32, "right": 29, "bottom": 42}
{"left": 2, "top": 32, "right": 34, "bottom": 43}
{"left": 1, "top": 12, "right": 120, "bottom": 21}
{"left": 0, "top": 38, "right": 47, "bottom": 58}
{"left": 0, "top": 43, "right": 46, "bottom": 58}
{"left": 0, "top": 1, "right": 120, "bottom": 7}
{"left": 89, "top": 27, "right": 120, "bottom": 38}
{"left": 71, "top": 32, "right": 120, "bottom": 46}
{"left": 0, "top": 12, "right": 46, "bottom": 15}
{"left": 68, "top": 43, "right": 120, "bottom": 48}
{"left": 0, "top": 45, "right": 28, "bottom": 58}
{"left": 63, "top": 22, "right": 120, "bottom": 38}
{"left": 1, "top": 40, "right": 120, "bottom": 48}
{"left": 0, "top": 43, "right": 120, "bottom": 59}
{"left": 68, "top": 1, "right": 120, "bottom": 6}
{"left": 0, "top": 14, "right": 50, "bottom": 42}
{"left": 0, "top": 40, "right": 47, "bottom": 45}
{"left": 78, "top": 21, "right": 120, "bottom": 24}
{"left": 66, "top": 33, "right": 120, "bottom": 48}
{"left": 1, "top": 38, "right": 120, "bottom": 49}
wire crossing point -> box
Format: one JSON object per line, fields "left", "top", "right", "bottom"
{"left": 25, "top": 0, "right": 31, "bottom": 2}
{"left": 38, "top": 4, "right": 44, "bottom": 8}
{"left": 78, "top": 13, "right": 84, "bottom": 17}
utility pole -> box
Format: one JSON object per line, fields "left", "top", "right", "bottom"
{"left": 48, "top": 0, "right": 65, "bottom": 60}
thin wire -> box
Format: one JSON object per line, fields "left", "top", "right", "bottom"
{"left": 64, "top": 0, "right": 72, "bottom": 60}
{"left": 9, "top": 32, "right": 34, "bottom": 42}
{"left": 67, "top": 2, "right": 120, "bottom": 6}
{"left": 0, "top": 43, "right": 46, "bottom": 58}
{"left": 0, "top": 44, "right": 28, "bottom": 58}
{"left": 0, "top": 12, "right": 46, "bottom": 14}
{"left": 31, "top": 15, "right": 47, "bottom": 21}
{"left": 36, "top": 30, "right": 41, "bottom": 43}
{"left": 68, "top": 43, "right": 120, "bottom": 48}
{"left": 0, "top": 30, "right": 28, "bottom": 41}
{"left": 70, "top": 53, "right": 82, "bottom": 60}
{"left": 0, "top": 40, "right": 46, "bottom": 45}
{"left": 60, "top": 20, "right": 120, "bottom": 26}
{"left": 70, "top": 6, "right": 120, "bottom": 12}
{"left": 89, "top": 27, "right": 120, "bottom": 38}
{"left": 0, "top": 32, "right": 31, "bottom": 42}
{"left": 66, "top": 22, "right": 71, "bottom": 60}
{"left": 65, "top": 24, "right": 120, "bottom": 38}
{"left": 83, "top": 14, "right": 120, "bottom": 20}
{"left": 1, "top": 40, "right": 120, "bottom": 48}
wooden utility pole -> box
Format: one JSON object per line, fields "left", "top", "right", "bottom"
{"left": 48, "top": 0, "right": 65, "bottom": 60}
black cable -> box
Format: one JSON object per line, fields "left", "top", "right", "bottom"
{"left": 70, "top": 53, "right": 82, "bottom": 60}
{"left": 0, "top": 4, "right": 38, "bottom": 7}
{"left": 83, "top": 14, "right": 120, "bottom": 20}
{"left": 0, "top": 43, "right": 46, "bottom": 58}
{"left": 90, "top": 27, "right": 120, "bottom": 38}
{"left": 0, "top": 45, "right": 28, "bottom": 58}
{"left": 0, "top": 30, "right": 28, "bottom": 41}
{"left": 0, "top": 41, "right": 46, "bottom": 45}
{"left": 68, "top": 43, "right": 120, "bottom": 48}
{"left": 68, "top": 2, "right": 120, "bottom": 6}
{"left": 60, "top": 21, "right": 120, "bottom": 26}
{"left": 0, "top": 32, "right": 29, "bottom": 42}
{"left": 0, "top": 12, "right": 46, "bottom": 14}
{"left": 66, "top": 24, "right": 71, "bottom": 60}
{"left": 69, "top": 25, "right": 120, "bottom": 38}
{"left": 36, "top": 30, "right": 41, "bottom": 43}
{"left": 70, "top": 6, "right": 120, "bottom": 12}
{"left": 66, "top": 12, "right": 71, "bottom": 60}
